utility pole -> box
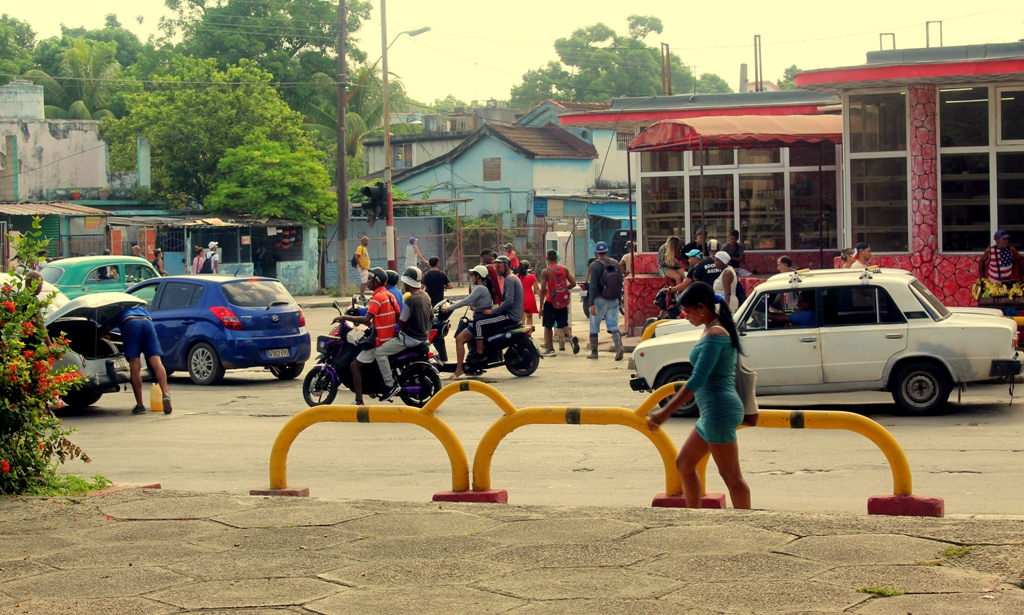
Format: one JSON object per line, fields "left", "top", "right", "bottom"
{"left": 380, "top": 0, "right": 396, "bottom": 270}
{"left": 335, "top": 0, "right": 349, "bottom": 293}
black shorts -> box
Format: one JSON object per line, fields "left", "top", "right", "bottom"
{"left": 543, "top": 302, "right": 569, "bottom": 329}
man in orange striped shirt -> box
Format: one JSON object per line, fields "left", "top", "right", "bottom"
{"left": 334, "top": 267, "right": 399, "bottom": 405}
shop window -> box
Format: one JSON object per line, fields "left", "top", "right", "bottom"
{"left": 690, "top": 175, "right": 733, "bottom": 243}
{"left": 483, "top": 157, "right": 501, "bottom": 181}
{"left": 642, "top": 176, "right": 685, "bottom": 251}
{"left": 392, "top": 143, "right": 414, "bottom": 169}
{"left": 739, "top": 172, "right": 785, "bottom": 250}
{"left": 849, "top": 93, "right": 907, "bottom": 153}
{"left": 939, "top": 87, "right": 989, "bottom": 148}
{"left": 694, "top": 149, "right": 735, "bottom": 167}
{"left": 790, "top": 170, "right": 838, "bottom": 250}
{"left": 997, "top": 153, "right": 1024, "bottom": 248}
{"left": 789, "top": 144, "right": 837, "bottom": 167}
{"left": 640, "top": 150, "right": 683, "bottom": 172}
{"left": 616, "top": 131, "right": 635, "bottom": 151}
{"left": 738, "top": 148, "right": 781, "bottom": 165}
{"left": 940, "top": 153, "right": 990, "bottom": 252}
{"left": 851, "top": 158, "right": 908, "bottom": 252}
{"left": 1001, "top": 90, "right": 1024, "bottom": 142}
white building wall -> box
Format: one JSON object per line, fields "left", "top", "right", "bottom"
{"left": 0, "top": 119, "right": 108, "bottom": 201}
{"left": 363, "top": 137, "right": 468, "bottom": 176}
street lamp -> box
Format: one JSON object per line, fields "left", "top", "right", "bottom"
{"left": 380, "top": 10, "right": 429, "bottom": 269}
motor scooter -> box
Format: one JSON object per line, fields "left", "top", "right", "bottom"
{"left": 433, "top": 305, "right": 541, "bottom": 377}
{"left": 301, "top": 299, "right": 443, "bottom": 407}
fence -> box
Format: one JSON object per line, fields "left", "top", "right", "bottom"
{"left": 447, "top": 220, "right": 546, "bottom": 284}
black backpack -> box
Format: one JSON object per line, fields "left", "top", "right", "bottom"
{"left": 598, "top": 258, "right": 624, "bottom": 300}
{"left": 350, "top": 252, "right": 361, "bottom": 268}
{"left": 199, "top": 257, "right": 213, "bottom": 274}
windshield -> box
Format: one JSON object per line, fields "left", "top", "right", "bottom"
{"left": 910, "top": 280, "right": 950, "bottom": 320}
{"left": 40, "top": 267, "right": 64, "bottom": 284}
{"left": 221, "top": 280, "right": 294, "bottom": 308}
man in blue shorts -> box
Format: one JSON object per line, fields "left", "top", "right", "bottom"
{"left": 105, "top": 305, "right": 172, "bottom": 415}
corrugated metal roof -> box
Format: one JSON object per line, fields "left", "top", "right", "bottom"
{"left": 550, "top": 100, "right": 613, "bottom": 111}
{"left": 0, "top": 202, "right": 112, "bottom": 216}
{"left": 488, "top": 125, "right": 598, "bottom": 159}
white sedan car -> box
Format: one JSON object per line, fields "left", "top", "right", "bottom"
{"left": 629, "top": 268, "right": 1022, "bottom": 415}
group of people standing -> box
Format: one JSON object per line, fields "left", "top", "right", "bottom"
{"left": 657, "top": 232, "right": 744, "bottom": 313}
{"left": 190, "top": 242, "right": 221, "bottom": 275}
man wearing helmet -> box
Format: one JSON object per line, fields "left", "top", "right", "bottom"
{"left": 470, "top": 255, "right": 523, "bottom": 361}
{"left": 442, "top": 265, "right": 493, "bottom": 379}
{"left": 334, "top": 267, "right": 399, "bottom": 404}
{"left": 372, "top": 266, "right": 434, "bottom": 400}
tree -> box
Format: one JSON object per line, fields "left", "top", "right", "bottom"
{"left": 431, "top": 94, "right": 468, "bottom": 112}
{"left": 0, "top": 14, "right": 35, "bottom": 86}
{"left": 100, "top": 57, "right": 309, "bottom": 206}
{"left": 60, "top": 14, "right": 143, "bottom": 69}
{"left": 777, "top": 65, "right": 801, "bottom": 91}
{"left": 24, "top": 38, "right": 122, "bottom": 119}
{"left": 206, "top": 130, "right": 335, "bottom": 224}
{"left": 509, "top": 15, "right": 731, "bottom": 107}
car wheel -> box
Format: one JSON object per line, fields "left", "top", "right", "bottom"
{"left": 302, "top": 365, "right": 338, "bottom": 406}
{"left": 270, "top": 362, "right": 304, "bottom": 380}
{"left": 891, "top": 362, "right": 951, "bottom": 415}
{"left": 187, "top": 342, "right": 225, "bottom": 385}
{"left": 398, "top": 362, "right": 442, "bottom": 408}
{"left": 505, "top": 343, "right": 540, "bottom": 377}
{"left": 61, "top": 389, "right": 104, "bottom": 409}
{"left": 653, "top": 364, "right": 699, "bottom": 417}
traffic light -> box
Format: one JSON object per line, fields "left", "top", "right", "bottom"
{"left": 360, "top": 182, "right": 387, "bottom": 227}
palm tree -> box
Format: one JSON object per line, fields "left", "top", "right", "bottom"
{"left": 24, "top": 38, "right": 122, "bottom": 120}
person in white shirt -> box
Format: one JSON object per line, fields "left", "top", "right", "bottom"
{"left": 405, "top": 237, "right": 426, "bottom": 269}
{"left": 207, "top": 241, "right": 220, "bottom": 274}
{"left": 850, "top": 243, "right": 871, "bottom": 269}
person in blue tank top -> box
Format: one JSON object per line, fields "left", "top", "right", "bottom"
{"left": 104, "top": 305, "right": 172, "bottom": 415}
{"left": 648, "top": 282, "right": 750, "bottom": 510}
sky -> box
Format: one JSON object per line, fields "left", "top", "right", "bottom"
{"left": 7, "top": 1, "right": 1024, "bottom": 105}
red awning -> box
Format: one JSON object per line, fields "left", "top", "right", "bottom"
{"left": 628, "top": 115, "right": 843, "bottom": 151}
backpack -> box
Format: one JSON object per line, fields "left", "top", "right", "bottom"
{"left": 199, "top": 256, "right": 213, "bottom": 274}
{"left": 598, "top": 258, "right": 624, "bottom": 300}
{"left": 547, "top": 265, "right": 571, "bottom": 309}
{"left": 735, "top": 279, "right": 748, "bottom": 306}
{"left": 350, "top": 252, "right": 361, "bottom": 268}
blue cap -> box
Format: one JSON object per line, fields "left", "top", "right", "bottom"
{"left": 685, "top": 249, "right": 703, "bottom": 258}
{"left": 409, "top": 237, "right": 417, "bottom": 243}
{"left": 595, "top": 241, "right": 609, "bottom": 253}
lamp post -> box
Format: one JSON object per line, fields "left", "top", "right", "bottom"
{"left": 380, "top": 5, "right": 429, "bottom": 269}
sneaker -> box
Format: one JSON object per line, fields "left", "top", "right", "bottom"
{"left": 162, "top": 395, "right": 172, "bottom": 415}
{"left": 541, "top": 348, "right": 556, "bottom": 357}
{"left": 570, "top": 336, "right": 580, "bottom": 355}
{"left": 380, "top": 382, "right": 401, "bottom": 402}
{"left": 466, "top": 353, "right": 488, "bottom": 364}
{"left": 132, "top": 405, "right": 146, "bottom": 415}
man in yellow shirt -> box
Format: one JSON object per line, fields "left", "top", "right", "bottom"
{"left": 355, "top": 236, "right": 371, "bottom": 297}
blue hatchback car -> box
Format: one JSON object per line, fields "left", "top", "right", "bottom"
{"left": 125, "top": 275, "right": 311, "bottom": 385}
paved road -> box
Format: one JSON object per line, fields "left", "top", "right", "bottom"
{"left": 56, "top": 302, "right": 1024, "bottom": 516}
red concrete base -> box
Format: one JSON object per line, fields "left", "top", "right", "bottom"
{"left": 432, "top": 489, "right": 508, "bottom": 504}
{"left": 249, "top": 486, "right": 310, "bottom": 497}
{"left": 867, "top": 494, "right": 945, "bottom": 518}
{"left": 651, "top": 492, "right": 728, "bottom": 509}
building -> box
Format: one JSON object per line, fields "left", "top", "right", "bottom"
{"left": 362, "top": 131, "right": 474, "bottom": 176}
{"left": 796, "top": 42, "right": 1024, "bottom": 305}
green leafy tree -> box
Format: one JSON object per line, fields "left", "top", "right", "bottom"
{"left": 24, "top": 38, "right": 122, "bottom": 119}
{"left": 60, "top": 14, "right": 143, "bottom": 69}
{"left": 509, "top": 15, "right": 731, "bottom": 106}
{"left": 100, "top": 57, "right": 309, "bottom": 206}
{"left": 0, "top": 14, "right": 35, "bottom": 86}
{"left": 206, "top": 130, "right": 335, "bottom": 224}
{"left": 777, "top": 65, "right": 801, "bottom": 91}
{"left": 0, "top": 221, "right": 88, "bottom": 495}
{"left": 430, "top": 94, "right": 468, "bottom": 112}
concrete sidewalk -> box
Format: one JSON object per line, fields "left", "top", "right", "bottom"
{"left": 2, "top": 488, "right": 1023, "bottom": 614}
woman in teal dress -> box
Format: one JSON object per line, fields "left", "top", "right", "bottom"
{"left": 648, "top": 282, "right": 751, "bottom": 509}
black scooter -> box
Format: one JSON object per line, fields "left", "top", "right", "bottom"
{"left": 433, "top": 306, "right": 541, "bottom": 377}
{"left": 301, "top": 299, "right": 443, "bottom": 407}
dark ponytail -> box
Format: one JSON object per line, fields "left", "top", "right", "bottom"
{"left": 679, "top": 282, "right": 743, "bottom": 353}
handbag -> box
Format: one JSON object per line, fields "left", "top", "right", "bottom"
{"left": 735, "top": 354, "right": 759, "bottom": 416}
{"left": 357, "top": 326, "right": 376, "bottom": 351}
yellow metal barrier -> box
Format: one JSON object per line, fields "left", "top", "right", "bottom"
{"left": 471, "top": 383, "right": 686, "bottom": 498}
{"left": 254, "top": 403, "right": 470, "bottom": 496}
{"left": 640, "top": 319, "right": 675, "bottom": 342}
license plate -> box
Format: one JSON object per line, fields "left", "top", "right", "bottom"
{"left": 267, "top": 348, "right": 290, "bottom": 358}
{"left": 114, "top": 358, "right": 129, "bottom": 370}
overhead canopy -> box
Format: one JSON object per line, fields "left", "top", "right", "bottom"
{"left": 628, "top": 114, "right": 843, "bottom": 152}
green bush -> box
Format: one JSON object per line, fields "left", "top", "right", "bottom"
{"left": 0, "top": 219, "right": 89, "bottom": 495}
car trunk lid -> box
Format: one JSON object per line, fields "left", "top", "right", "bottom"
{"left": 44, "top": 292, "right": 146, "bottom": 327}
{"left": 219, "top": 279, "right": 302, "bottom": 337}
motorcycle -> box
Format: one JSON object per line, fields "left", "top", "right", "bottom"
{"left": 301, "top": 299, "right": 443, "bottom": 408}
{"left": 433, "top": 304, "right": 541, "bottom": 377}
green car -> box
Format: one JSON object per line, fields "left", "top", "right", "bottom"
{"left": 40, "top": 255, "right": 160, "bottom": 300}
